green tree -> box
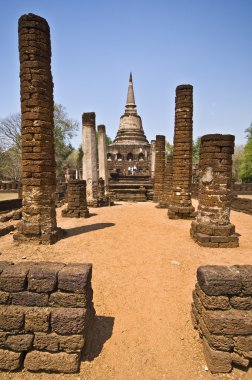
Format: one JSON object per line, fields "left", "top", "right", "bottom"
{"left": 232, "top": 145, "right": 244, "bottom": 181}
{"left": 239, "top": 124, "right": 252, "bottom": 182}
{"left": 0, "top": 103, "right": 78, "bottom": 178}
{"left": 165, "top": 141, "right": 173, "bottom": 157}
{"left": 53, "top": 104, "right": 78, "bottom": 173}
{"left": 106, "top": 135, "right": 113, "bottom": 145}
{"left": 192, "top": 137, "right": 201, "bottom": 164}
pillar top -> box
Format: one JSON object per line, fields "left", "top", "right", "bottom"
{"left": 176, "top": 84, "right": 193, "bottom": 92}
{"left": 82, "top": 112, "right": 96, "bottom": 126}
{"left": 156, "top": 135, "right": 166, "bottom": 140}
{"left": 201, "top": 134, "right": 235, "bottom": 142}
{"left": 97, "top": 124, "right": 106, "bottom": 133}
{"left": 18, "top": 13, "right": 49, "bottom": 31}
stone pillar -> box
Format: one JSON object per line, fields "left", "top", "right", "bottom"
{"left": 191, "top": 134, "right": 239, "bottom": 247}
{"left": 62, "top": 180, "right": 89, "bottom": 218}
{"left": 153, "top": 135, "right": 165, "bottom": 203}
{"left": 150, "top": 140, "right": 156, "bottom": 179}
{"left": 82, "top": 113, "right": 98, "bottom": 207}
{"left": 14, "top": 13, "right": 62, "bottom": 244}
{"left": 97, "top": 124, "right": 109, "bottom": 193}
{"left": 159, "top": 154, "right": 173, "bottom": 208}
{"left": 168, "top": 84, "right": 195, "bottom": 219}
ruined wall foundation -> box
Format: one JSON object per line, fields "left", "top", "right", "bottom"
{"left": 14, "top": 14, "right": 62, "bottom": 244}
{"left": 192, "top": 265, "right": 252, "bottom": 374}
{"left": 168, "top": 85, "right": 195, "bottom": 219}
{"left": 62, "top": 180, "right": 89, "bottom": 218}
{"left": 191, "top": 134, "right": 239, "bottom": 248}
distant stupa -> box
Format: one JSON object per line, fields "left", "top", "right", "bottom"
{"left": 107, "top": 74, "right": 150, "bottom": 176}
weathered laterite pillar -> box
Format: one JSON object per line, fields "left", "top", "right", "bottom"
{"left": 97, "top": 125, "right": 109, "bottom": 194}
{"left": 191, "top": 134, "right": 239, "bottom": 247}
{"left": 82, "top": 113, "right": 98, "bottom": 207}
{"left": 168, "top": 85, "right": 195, "bottom": 219}
{"left": 62, "top": 180, "right": 89, "bottom": 218}
{"left": 159, "top": 154, "right": 173, "bottom": 208}
{"left": 14, "top": 13, "right": 62, "bottom": 244}
{"left": 153, "top": 135, "right": 165, "bottom": 203}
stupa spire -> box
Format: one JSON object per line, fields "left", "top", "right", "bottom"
{"left": 125, "top": 72, "right": 137, "bottom": 115}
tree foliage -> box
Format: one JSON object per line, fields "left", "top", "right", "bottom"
{"left": 165, "top": 141, "right": 173, "bottom": 157}
{"left": 0, "top": 103, "right": 78, "bottom": 178}
{"left": 192, "top": 137, "right": 201, "bottom": 164}
{"left": 239, "top": 124, "right": 252, "bottom": 182}
{"left": 232, "top": 145, "right": 244, "bottom": 181}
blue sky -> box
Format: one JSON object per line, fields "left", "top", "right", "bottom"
{"left": 0, "top": 0, "right": 251, "bottom": 148}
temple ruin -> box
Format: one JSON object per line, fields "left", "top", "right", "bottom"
{"left": 153, "top": 135, "right": 166, "bottom": 203}
{"left": 108, "top": 74, "right": 153, "bottom": 201}
{"left": 82, "top": 112, "right": 98, "bottom": 207}
{"left": 97, "top": 124, "right": 109, "bottom": 193}
{"left": 168, "top": 85, "right": 195, "bottom": 219}
{"left": 14, "top": 13, "right": 62, "bottom": 244}
{"left": 191, "top": 134, "right": 239, "bottom": 247}
{"left": 61, "top": 179, "right": 89, "bottom": 218}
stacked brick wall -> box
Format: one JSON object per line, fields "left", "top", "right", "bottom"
{"left": 168, "top": 85, "right": 195, "bottom": 219}
{"left": 0, "top": 261, "right": 95, "bottom": 373}
{"left": 15, "top": 14, "right": 62, "bottom": 244}
{"left": 191, "top": 134, "right": 238, "bottom": 248}
{"left": 233, "top": 183, "right": 252, "bottom": 195}
{"left": 231, "top": 197, "right": 252, "bottom": 215}
{"left": 62, "top": 180, "right": 89, "bottom": 218}
{"left": 153, "top": 135, "right": 165, "bottom": 203}
{"left": 192, "top": 265, "right": 252, "bottom": 373}
{"left": 0, "top": 181, "right": 19, "bottom": 192}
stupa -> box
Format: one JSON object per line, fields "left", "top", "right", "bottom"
{"left": 107, "top": 73, "right": 150, "bottom": 176}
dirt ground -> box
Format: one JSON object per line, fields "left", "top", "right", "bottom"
{"left": 0, "top": 193, "right": 18, "bottom": 201}
{"left": 0, "top": 200, "right": 252, "bottom": 380}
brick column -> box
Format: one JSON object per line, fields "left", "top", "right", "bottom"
{"left": 97, "top": 124, "right": 109, "bottom": 194}
{"left": 191, "top": 134, "right": 239, "bottom": 247}
{"left": 14, "top": 13, "right": 62, "bottom": 244}
{"left": 150, "top": 140, "right": 156, "bottom": 179}
{"left": 153, "top": 135, "right": 165, "bottom": 203}
{"left": 82, "top": 113, "right": 98, "bottom": 207}
{"left": 168, "top": 84, "right": 195, "bottom": 219}
{"left": 62, "top": 180, "right": 89, "bottom": 218}
{"left": 158, "top": 154, "right": 173, "bottom": 208}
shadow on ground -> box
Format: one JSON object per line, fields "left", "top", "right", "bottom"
{"left": 64, "top": 223, "right": 115, "bottom": 238}
{"left": 83, "top": 315, "right": 115, "bottom": 361}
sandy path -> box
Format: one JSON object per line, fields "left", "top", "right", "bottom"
{"left": 0, "top": 201, "right": 252, "bottom": 380}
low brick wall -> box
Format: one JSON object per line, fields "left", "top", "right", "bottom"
{"left": 0, "top": 261, "right": 95, "bottom": 373}
{"left": 192, "top": 265, "right": 252, "bottom": 373}
{"left": 0, "top": 199, "right": 22, "bottom": 212}
{"left": 231, "top": 197, "right": 252, "bottom": 215}
{"left": 233, "top": 183, "right": 252, "bottom": 195}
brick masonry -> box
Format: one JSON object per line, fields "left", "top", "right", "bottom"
{"left": 168, "top": 85, "right": 195, "bottom": 219}
{"left": 192, "top": 265, "right": 252, "bottom": 373}
{"left": 190, "top": 134, "right": 239, "bottom": 248}
{"left": 231, "top": 197, "right": 252, "bottom": 215}
{"left": 62, "top": 180, "right": 89, "bottom": 218}
{"left": 153, "top": 135, "right": 165, "bottom": 203}
{"left": 0, "top": 261, "right": 95, "bottom": 373}
{"left": 158, "top": 154, "right": 173, "bottom": 208}
{"left": 14, "top": 14, "right": 62, "bottom": 244}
